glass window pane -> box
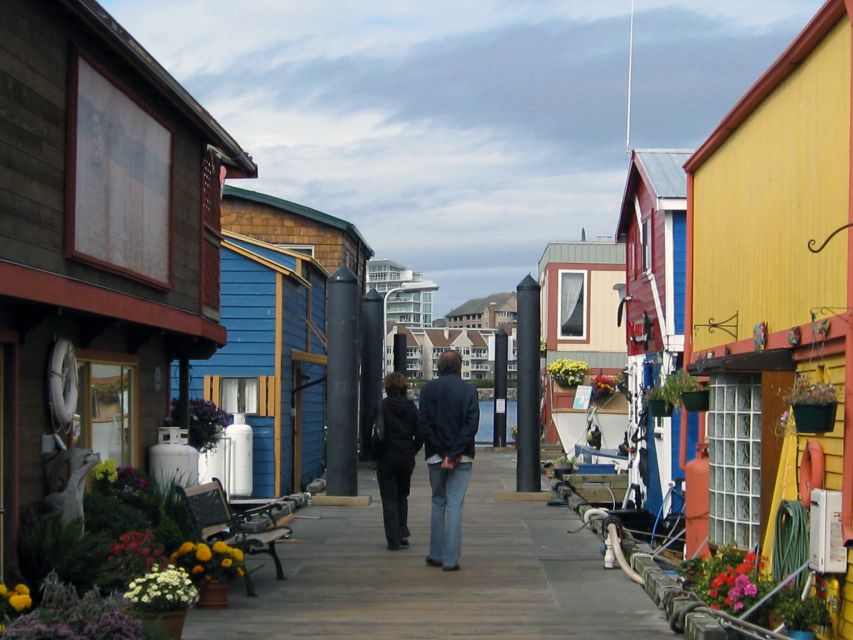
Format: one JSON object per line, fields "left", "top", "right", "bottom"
{"left": 559, "top": 271, "right": 586, "bottom": 338}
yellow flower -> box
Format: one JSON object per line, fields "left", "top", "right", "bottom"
{"left": 192, "top": 565, "right": 204, "bottom": 575}
{"left": 178, "top": 542, "right": 195, "bottom": 556}
{"left": 0, "top": 584, "right": 7, "bottom": 597}
{"left": 231, "top": 548, "right": 244, "bottom": 562}
{"left": 212, "top": 541, "right": 229, "bottom": 554}
{"left": 221, "top": 558, "right": 232, "bottom": 569}
{"left": 13, "top": 584, "right": 29, "bottom": 596}
{"left": 195, "top": 543, "right": 212, "bottom": 562}
{"left": 237, "top": 567, "right": 245, "bottom": 577}
{"left": 8, "top": 594, "right": 31, "bottom": 612}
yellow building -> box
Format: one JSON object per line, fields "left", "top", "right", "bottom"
{"left": 685, "top": 1, "right": 853, "bottom": 635}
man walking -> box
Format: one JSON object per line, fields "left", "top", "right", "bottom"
{"left": 418, "top": 350, "right": 479, "bottom": 571}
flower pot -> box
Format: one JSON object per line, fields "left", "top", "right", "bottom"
{"left": 681, "top": 390, "right": 710, "bottom": 412}
{"left": 787, "top": 631, "right": 815, "bottom": 640}
{"left": 792, "top": 402, "right": 837, "bottom": 433}
{"left": 197, "top": 580, "right": 230, "bottom": 609}
{"left": 648, "top": 399, "right": 672, "bottom": 417}
{"left": 138, "top": 609, "right": 187, "bottom": 639}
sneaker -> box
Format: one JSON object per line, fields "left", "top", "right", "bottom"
{"left": 425, "top": 556, "right": 443, "bottom": 567}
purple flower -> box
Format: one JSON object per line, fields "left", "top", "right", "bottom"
{"left": 733, "top": 601, "right": 745, "bottom": 612}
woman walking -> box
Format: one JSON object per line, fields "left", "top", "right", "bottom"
{"left": 376, "top": 372, "right": 422, "bottom": 550}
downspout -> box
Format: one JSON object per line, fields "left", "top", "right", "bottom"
{"left": 680, "top": 172, "right": 695, "bottom": 472}
{"left": 844, "top": 2, "right": 853, "bottom": 543}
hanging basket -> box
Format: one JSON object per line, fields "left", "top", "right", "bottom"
{"left": 792, "top": 402, "right": 837, "bottom": 434}
{"left": 648, "top": 399, "right": 672, "bottom": 417}
{"left": 681, "top": 390, "right": 710, "bottom": 412}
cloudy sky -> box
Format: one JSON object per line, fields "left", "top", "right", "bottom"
{"left": 103, "top": 0, "right": 824, "bottom": 315}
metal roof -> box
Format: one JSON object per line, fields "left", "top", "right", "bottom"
{"left": 633, "top": 149, "right": 693, "bottom": 199}
{"left": 537, "top": 242, "right": 625, "bottom": 272}
{"left": 223, "top": 185, "right": 373, "bottom": 257}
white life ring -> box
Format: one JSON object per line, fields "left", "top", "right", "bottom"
{"left": 48, "top": 338, "right": 79, "bottom": 427}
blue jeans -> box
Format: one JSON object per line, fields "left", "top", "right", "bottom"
{"left": 428, "top": 462, "right": 472, "bottom": 567}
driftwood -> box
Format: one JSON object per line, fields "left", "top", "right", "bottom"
{"left": 43, "top": 447, "right": 100, "bottom": 524}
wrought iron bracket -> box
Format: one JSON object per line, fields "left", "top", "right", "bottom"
{"left": 693, "top": 311, "right": 739, "bottom": 340}
{"left": 808, "top": 222, "right": 853, "bottom": 253}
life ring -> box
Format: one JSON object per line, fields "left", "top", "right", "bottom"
{"left": 799, "top": 439, "right": 825, "bottom": 509}
{"left": 47, "top": 338, "right": 79, "bottom": 427}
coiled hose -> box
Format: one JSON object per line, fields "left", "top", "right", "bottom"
{"left": 772, "top": 500, "right": 809, "bottom": 590}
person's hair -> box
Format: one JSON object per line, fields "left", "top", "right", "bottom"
{"left": 437, "top": 350, "right": 462, "bottom": 375}
{"left": 384, "top": 372, "right": 408, "bottom": 396}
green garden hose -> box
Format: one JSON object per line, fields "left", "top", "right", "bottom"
{"left": 772, "top": 499, "right": 809, "bottom": 590}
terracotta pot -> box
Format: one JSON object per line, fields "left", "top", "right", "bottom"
{"left": 138, "top": 609, "right": 187, "bottom": 639}
{"left": 197, "top": 580, "right": 230, "bottom": 609}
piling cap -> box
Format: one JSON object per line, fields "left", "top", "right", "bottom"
{"left": 363, "top": 289, "right": 383, "bottom": 301}
{"left": 517, "top": 274, "right": 539, "bottom": 291}
{"left": 329, "top": 266, "right": 358, "bottom": 283}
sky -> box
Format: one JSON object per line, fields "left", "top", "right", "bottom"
{"left": 102, "top": 0, "right": 825, "bottom": 316}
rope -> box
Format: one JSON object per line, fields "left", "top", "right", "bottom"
{"left": 772, "top": 500, "right": 809, "bottom": 590}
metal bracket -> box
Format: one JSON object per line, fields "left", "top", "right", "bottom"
{"left": 692, "top": 311, "right": 739, "bottom": 340}
{"left": 808, "top": 222, "right": 853, "bottom": 253}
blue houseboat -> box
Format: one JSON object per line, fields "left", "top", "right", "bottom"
{"left": 181, "top": 230, "right": 328, "bottom": 497}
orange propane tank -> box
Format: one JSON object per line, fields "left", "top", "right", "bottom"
{"left": 685, "top": 442, "right": 710, "bottom": 558}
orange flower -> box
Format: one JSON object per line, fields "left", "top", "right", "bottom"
{"left": 195, "top": 543, "right": 212, "bottom": 562}
{"left": 192, "top": 565, "right": 204, "bottom": 575}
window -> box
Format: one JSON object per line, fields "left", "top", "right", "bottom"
{"left": 642, "top": 217, "right": 653, "bottom": 273}
{"left": 77, "top": 360, "right": 136, "bottom": 467}
{"left": 707, "top": 374, "right": 762, "bottom": 549}
{"left": 220, "top": 378, "right": 260, "bottom": 415}
{"left": 70, "top": 53, "right": 172, "bottom": 287}
{"left": 558, "top": 270, "right": 587, "bottom": 339}
{"left": 276, "top": 244, "right": 315, "bottom": 257}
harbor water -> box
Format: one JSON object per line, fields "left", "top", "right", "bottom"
{"left": 476, "top": 399, "right": 517, "bottom": 444}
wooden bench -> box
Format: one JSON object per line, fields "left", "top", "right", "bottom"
{"left": 182, "top": 479, "right": 298, "bottom": 597}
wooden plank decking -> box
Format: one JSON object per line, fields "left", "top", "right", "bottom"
{"left": 182, "top": 449, "right": 674, "bottom": 639}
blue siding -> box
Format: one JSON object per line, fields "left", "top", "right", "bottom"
{"left": 252, "top": 421, "right": 275, "bottom": 497}
{"left": 672, "top": 213, "right": 687, "bottom": 336}
{"left": 227, "top": 237, "right": 299, "bottom": 271}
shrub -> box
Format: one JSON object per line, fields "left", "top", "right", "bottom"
{"left": 99, "top": 530, "right": 169, "bottom": 593}
{"left": 775, "top": 591, "right": 831, "bottom": 631}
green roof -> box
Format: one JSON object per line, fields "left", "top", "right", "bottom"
{"left": 222, "top": 185, "right": 373, "bottom": 256}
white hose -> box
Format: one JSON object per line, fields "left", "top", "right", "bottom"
{"left": 582, "top": 508, "right": 610, "bottom": 523}
{"left": 608, "top": 523, "right": 644, "bottom": 584}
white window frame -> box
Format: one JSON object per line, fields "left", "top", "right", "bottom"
{"left": 642, "top": 217, "right": 653, "bottom": 274}
{"left": 219, "top": 377, "right": 260, "bottom": 415}
{"left": 557, "top": 269, "right": 588, "bottom": 340}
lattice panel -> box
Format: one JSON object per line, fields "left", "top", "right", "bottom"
{"left": 202, "top": 237, "right": 220, "bottom": 311}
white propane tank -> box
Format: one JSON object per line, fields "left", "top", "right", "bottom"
{"left": 225, "top": 414, "right": 253, "bottom": 497}
{"left": 149, "top": 427, "right": 199, "bottom": 487}
{"left": 198, "top": 436, "right": 229, "bottom": 488}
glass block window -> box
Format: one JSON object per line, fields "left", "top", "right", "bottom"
{"left": 707, "top": 373, "right": 762, "bottom": 549}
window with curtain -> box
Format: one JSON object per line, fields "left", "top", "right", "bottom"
{"left": 559, "top": 270, "right": 587, "bottom": 338}
{"left": 642, "top": 218, "right": 653, "bottom": 272}
{"left": 71, "top": 53, "right": 172, "bottom": 286}
{"left": 220, "top": 378, "right": 259, "bottom": 415}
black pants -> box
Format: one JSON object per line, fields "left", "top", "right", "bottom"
{"left": 376, "top": 457, "right": 415, "bottom": 546}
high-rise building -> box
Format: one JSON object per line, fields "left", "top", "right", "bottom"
{"left": 367, "top": 259, "right": 437, "bottom": 328}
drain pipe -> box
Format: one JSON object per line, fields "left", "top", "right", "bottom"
{"left": 582, "top": 509, "right": 644, "bottom": 584}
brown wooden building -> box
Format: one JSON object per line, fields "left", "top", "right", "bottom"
{"left": 221, "top": 185, "right": 373, "bottom": 291}
{"left": 0, "top": 0, "right": 256, "bottom": 573}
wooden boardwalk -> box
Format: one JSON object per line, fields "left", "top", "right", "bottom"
{"left": 183, "top": 450, "right": 675, "bottom": 639}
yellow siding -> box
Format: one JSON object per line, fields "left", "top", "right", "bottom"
{"left": 692, "top": 19, "right": 850, "bottom": 352}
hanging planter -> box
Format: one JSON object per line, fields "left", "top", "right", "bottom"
{"left": 791, "top": 402, "right": 837, "bottom": 434}
{"left": 648, "top": 399, "right": 673, "bottom": 417}
{"left": 681, "top": 389, "right": 710, "bottom": 412}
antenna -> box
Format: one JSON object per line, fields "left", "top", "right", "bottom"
{"left": 625, "top": 0, "right": 635, "bottom": 153}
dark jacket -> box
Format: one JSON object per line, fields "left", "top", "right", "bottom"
{"left": 378, "top": 394, "right": 423, "bottom": 465}
{"left": 417, "top": 372, "right": 479, "bottom": 461}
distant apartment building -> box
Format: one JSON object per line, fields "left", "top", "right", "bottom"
{"left": 386, "top": 324, "right": 516, "bottom": 380}
{"left": 445, "top": 292, "right": 517, "bottom": 329}
{"left": 368, "top": 259, "right": 437, "bottom": 328}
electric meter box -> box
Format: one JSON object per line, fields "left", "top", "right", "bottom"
{"left": 809, "top": 489, "right": 846, "bottom": 573}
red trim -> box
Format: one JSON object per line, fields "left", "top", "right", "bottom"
{"left": 0, "top": 262, "right": 226, "bottom": 346}
{"left": 689, "top": 323, "right": 845, "bottom": 364}
{"left": 844, "top": 0, "right": 853, "bottom": 543}
{"left": 65, "top": 46, "right": 175, "bottom": 291}
{"left": 685, "top": 0, "right": 845, "bottom": 173}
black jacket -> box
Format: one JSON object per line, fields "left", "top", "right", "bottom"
{"left": 417, "top": 373, "right": 479, "bottom": 461}
{"left": 378, "top": 395, "right": 423, "bottom": 464}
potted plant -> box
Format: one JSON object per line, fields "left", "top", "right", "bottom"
{"left": 546, "top": 358, "right": 589, "bottom": 388}
{"left": 123, "top": 564, "right": 198, "bottom": 639}
{"left": 776, "top": 592, "right": 831, "bottom": 639}
{"left": 645, "top": 385, "right": 674, "bottom": 417}
{"left": 170, "top": 398, "right": 230, "bottom": 452}
{"left": 783, "top": 375, "right": 838, "bottom": 433}
{"left": 591, "top": 374, "right": 617, "bottom": 402}
{"left": 669, "top": 370, "right": 709, "bottom": 412}
{"left": 170, "top": 540, "right": 246, "bottom": 608}
{"left": 553, "top": 455, "right": 575, "bottom": 479}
